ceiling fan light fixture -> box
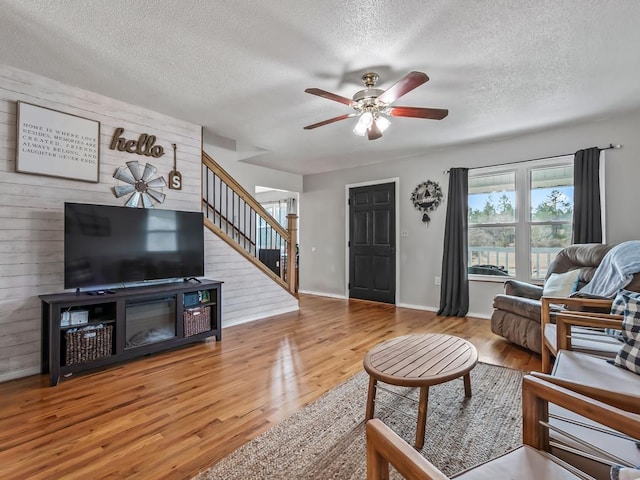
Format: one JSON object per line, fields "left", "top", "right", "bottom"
{"left": 376, "top": 115, "right": 391, "bottom": 133}
{"left": 353, "top": 124, "right": 367, "bottom": 136}
{"left": 353, "top": 112, "right": 373, "bottom": 136}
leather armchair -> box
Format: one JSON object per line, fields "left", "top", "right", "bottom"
{"left": 490, "top": 243, "right": 639, "bottom": 354}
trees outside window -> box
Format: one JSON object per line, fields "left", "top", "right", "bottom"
{"left": 468, "top": 159, "right": 575, "bottom": 280}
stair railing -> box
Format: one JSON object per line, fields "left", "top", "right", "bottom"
{"left": 202, "top": 152, "right": 298, "bottom": 294}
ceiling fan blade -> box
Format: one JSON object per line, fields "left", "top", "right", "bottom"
{"left": 377, "top": 71, "right": 429, "bottom": 105}
{"left": 304, "top": 88, "right": 354, "bottom": 106}
{"left": 387, "top": 106, "right": 449, "bottom": 120}
{"left": 367, "top": 122, "right": 383, "bottom": 141}
{"left": 303, "top": 113, "right": 357, "bottom": 130}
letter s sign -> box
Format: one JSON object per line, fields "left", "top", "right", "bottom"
{"left": 168, "top": 171, "right": 182, "bottom": 190}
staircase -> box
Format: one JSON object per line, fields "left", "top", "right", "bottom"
{"left": 201, "top": 152, "right": 298, "bottom": 295}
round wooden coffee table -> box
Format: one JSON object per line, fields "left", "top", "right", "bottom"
{"left": 363, "top": 333, "right": 478, "bottom": 449}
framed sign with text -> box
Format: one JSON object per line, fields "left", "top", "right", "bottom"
{"left": 16, "top": 101, "right": 100, "bottom": 183}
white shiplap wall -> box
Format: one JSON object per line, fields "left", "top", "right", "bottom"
{"left": 0, "top": 65, "right": 298, "bottom": 383}
{"left": 204, "top": 230, "right": 298, "bottom": 326}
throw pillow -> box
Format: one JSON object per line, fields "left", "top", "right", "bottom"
{"left": 610, "top": 289, "right": 634, "bottom": 315}
{"left": 614, "top": 292, "right": 640, "bottom": 375}
{"left": 610, "top": 289, "right": 640, "bottom": 314}
{"left": 543, "top": 269, "right": 581, "bottom": 298}
{"left": 607, "top": 289, "right": 640, "bottom": 341}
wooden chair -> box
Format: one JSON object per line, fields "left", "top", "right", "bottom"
{"left": 540, "top": 296, "right": 621, "bottom": 373}
{"left": 546, "top": 350, "right": 640, "bottom": 478}
{"left": 366, "top": 374, "right": 640, "bottom": 480}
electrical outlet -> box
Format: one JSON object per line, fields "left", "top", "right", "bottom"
{"left": 435, "top": 276, "right": 441, "bottom": 286}
{"left": 401, "top": 230, "right": 409, "bottom": 237}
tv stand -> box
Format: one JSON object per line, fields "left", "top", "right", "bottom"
{"left": 40, "top": 279, "right": 223, "bottom": 386}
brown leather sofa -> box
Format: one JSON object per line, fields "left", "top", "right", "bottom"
{"left": 490, "top": 243, "right": 640, "bottom": 354}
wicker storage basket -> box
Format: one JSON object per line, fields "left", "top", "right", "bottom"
{"left": 65, "top": 325, "right": 113, "bottom": 366}
{"left": 184, "top": 306, "right": 211, "bottom": 337}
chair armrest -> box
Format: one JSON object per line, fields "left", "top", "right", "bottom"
{"left": 569, "top": 292, "right": 611, "bottom": 300}
{"left": 554, "top": 311, "right": 623, "bottom": 352}
{"left": 522, "top": 375, "right": 640, "bottom": 450}
{"left": 528, "top": 371, "right": 639, "bottom": 414}
{"left": 366, "top": 419, "right": 449, "bottom": 480}
{"left": 542, "top": 296, "right": 613, "bottom": 310}
{"left": 555, "top": 311, "right": 623, "bottom": 328}
{"left": 541, "top": 296, "right": 614, "bottom": 328}
{"left": 504, "top": 280, "right": 543, "bottom": 299}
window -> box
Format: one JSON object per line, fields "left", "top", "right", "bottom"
{"left": 468, "top": 172, "right": 516, "bottom": 276}
{"left": 468, "top": 157, "right": 575, "bottom": 281}
{"left": 529, "top": 165, "right": 574, "bottom": 279}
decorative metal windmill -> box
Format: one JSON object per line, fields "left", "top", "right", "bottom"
{"left": 112, "top": 160, "right": 167, "bottom": 208}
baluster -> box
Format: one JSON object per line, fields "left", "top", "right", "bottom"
{"left": 218, "top": 176, "right": 222, "bottom": 228}
{"left": 232, "top": 190, "right": 236, "bottom": 242}
{"left": 287, "top": 213, "right": 298, "bottom": 293}
{"left": 250, "top": 207, "right": 255, "bottom": 257}
{"left": 243, "top": 201, "right": 247, "bottom": 250}
{"left": 206, "top": 167, "right": 211, "bottom": 219}
{"left": 224, "top": 183, "right": 233, "bottom": 235}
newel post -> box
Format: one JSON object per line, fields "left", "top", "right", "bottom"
{"left": 286, "top": 213, "right": 298, "bottom": 294}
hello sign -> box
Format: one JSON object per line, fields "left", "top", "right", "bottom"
{"left": 109, "top": 127, "right": 165, "bottom": 158}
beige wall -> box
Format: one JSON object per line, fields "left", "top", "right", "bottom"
{"left": 300, "top": 110, "right": 640, "bottom": 317}
{"left": 203, "top": 133, "right": 303, "bottom": 195}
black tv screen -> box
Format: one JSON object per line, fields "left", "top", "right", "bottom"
{"left": 64, "top": 203, "right": 204, "bottom": 289}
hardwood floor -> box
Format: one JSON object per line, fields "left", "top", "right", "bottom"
{"left": 0, "top": 294, "right": 540, "bottom": 480}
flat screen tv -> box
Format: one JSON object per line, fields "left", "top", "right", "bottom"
{"left": 64, "top": 202, "right": 204, "bottom": 289}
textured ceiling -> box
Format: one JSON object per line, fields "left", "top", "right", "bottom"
{"left": 2, "top": 0, "right": 640, "bottom": 175}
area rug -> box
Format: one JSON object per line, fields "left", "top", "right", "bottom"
{"left": 193, "top": 363, "right": 523, "bottom": 479}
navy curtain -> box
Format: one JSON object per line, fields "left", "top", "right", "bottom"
{"left": 438, "top": 168, "right": 469, "bottom": 317}
{"left": 572, "top": 147, "right": 602, "bottom": 244}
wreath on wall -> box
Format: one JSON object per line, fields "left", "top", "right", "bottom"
{"left": 411, "top": 180, "right": 443, "bottom": 224}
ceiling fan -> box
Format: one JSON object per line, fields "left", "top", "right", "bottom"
{"left": 303, "top": 71, "right": 448, "bottom": 140}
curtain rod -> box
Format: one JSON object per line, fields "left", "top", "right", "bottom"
{"left": 444, "top": 143, "right": 622, "bottom": 174}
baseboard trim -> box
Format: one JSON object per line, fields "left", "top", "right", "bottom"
{"left": 467, "top": 311, "right": 491, "bottom": 320}
{"left": 396, "top": 303, "right": 438, "bottom": 312}
{"left": 397, "top": 303, "right": 491, "bottom": 320}
{"left": 0, "top": 366, "right": 40, "bottom": 383}
{"left": 223, "top": 304, "right": 300, "bottom": 328}
{"left": 298, "top": 290, "right": 348, "bottom": 300}
{"left": 292, "top": 294, "right": 492, "bottom": 320}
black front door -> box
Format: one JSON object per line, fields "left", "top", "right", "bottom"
{"left": 349, "top": 182, "right": 396, "bottom": 304}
